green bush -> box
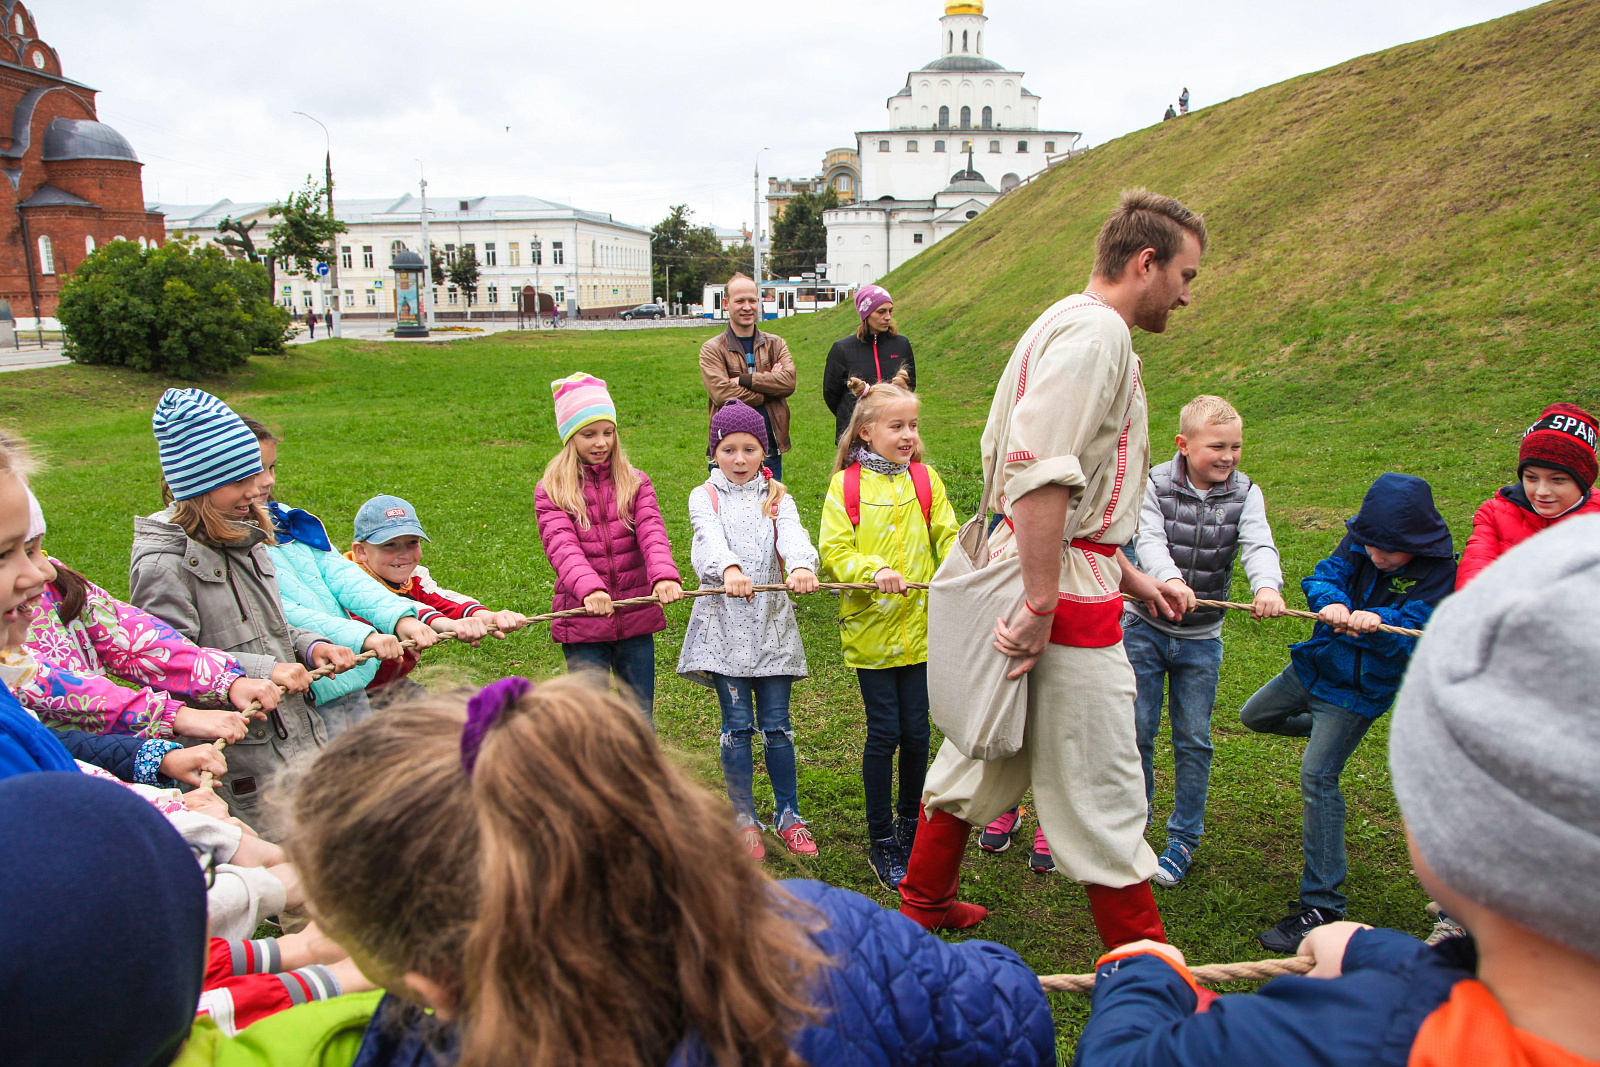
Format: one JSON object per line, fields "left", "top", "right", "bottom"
{"left": 58, "top": 237, "right": 292, "bottom": 378}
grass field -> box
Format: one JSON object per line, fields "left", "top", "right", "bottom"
{"left": 8, "top": 0, "right": 1600, "bottom": 1055}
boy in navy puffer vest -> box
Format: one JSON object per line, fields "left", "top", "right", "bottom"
{"left": 1123, "top": 396, "right": 1284, "bottom": 888}
{"left": 1241, "top": 472, "right": 1455, "bottom": 953}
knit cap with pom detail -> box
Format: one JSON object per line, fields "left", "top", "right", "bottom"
{"left": 708, "top": 398, "right": 769, "bottom": 458}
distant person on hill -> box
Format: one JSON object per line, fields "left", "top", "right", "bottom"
{"left": 1179, "top": 87, "right": 1190, "bottom": 114}
{"left": 1073, "top": 517, "right": 1600, "bottom": 1067}
{"left": 1456, "top": 403, "right": 1599, "bottom": 589}
{"left": 1240, "top": 473, "right": 1455, "bottom": 953}
{"left": 1164, "top": 104, "right": 1178, "bottom": 121}
{"left": 699, "top": 273, "right": 796, "bottom": 481}
{"left": 822, "top": 284, "right": 916, "bottom": 445}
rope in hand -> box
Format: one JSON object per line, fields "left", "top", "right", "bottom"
{"left": 1037, "top": 954, "right": 1312, "bottom": 993}
{"left": 195, "top": 583, "right": 1416, "bottom": 787}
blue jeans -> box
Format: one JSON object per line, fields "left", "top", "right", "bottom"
{"left": 562, "top": 634, "right": 656, "bottom": 728}
{"left": 314, "top": 688, "right": 372, "bottom": 740}
{"left": 1240, "top": 665, "right": 1374, "bottom": 914}
{"left": 857, "top": 664, "right": 931, "bottom": 841}
{"left": 1125, "top": 616, "right": 1222, "bottom": 852}
{"left": 712, "top": 674, "right": 799, "bottom": 830}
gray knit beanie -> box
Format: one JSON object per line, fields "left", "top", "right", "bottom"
{"left": 1391, "top": 514, "right": 1600, "bottom": 958}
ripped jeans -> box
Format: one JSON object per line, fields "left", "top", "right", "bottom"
{"left": 712, "top": 674, "right": 800, "bottom": 831}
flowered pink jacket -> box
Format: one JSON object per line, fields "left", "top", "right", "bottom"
{"left": 19, "top": 561, "right": 244, "bottom": 737}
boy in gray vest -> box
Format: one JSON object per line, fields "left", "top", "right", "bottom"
{"left": 1125, "top": 395, "right": 1285, "bottom": 886}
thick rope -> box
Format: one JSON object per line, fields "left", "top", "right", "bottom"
{"left": 1037, "top": 954, "right": 1312, "bottom": 993}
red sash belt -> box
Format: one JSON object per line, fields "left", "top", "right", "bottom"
{"left": 999, "top": 522, "right": 1124, "bottom": 647}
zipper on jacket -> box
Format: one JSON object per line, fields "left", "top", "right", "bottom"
{"left": 594, "top": 466, "right": 622, "bottom": 641}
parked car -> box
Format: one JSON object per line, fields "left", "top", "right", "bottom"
{"left": 620, "top": 303, "right": 667, "bottom": 320}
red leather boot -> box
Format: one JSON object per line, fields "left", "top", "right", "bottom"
{"left": 1085, "top": 881, "right": 1166, "bottom": 948}
{"left": 897, "top": 806, "right": 989, "bottom": 931}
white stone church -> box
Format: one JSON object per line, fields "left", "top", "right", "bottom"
{"left": 823, "top": 1, "right": 1080, "bottom": 288}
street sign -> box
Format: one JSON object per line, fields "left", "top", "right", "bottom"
{"left": 316, "top": 262, "right": 330, "bottom": 277}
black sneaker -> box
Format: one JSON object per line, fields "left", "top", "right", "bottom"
{"left": 1027, "top": 825, "right": 1056, "bottom": 875}
{"left": 1258, "top": 905, "right": 1341, "bottom": 953}
{"left": 894, "top": 814, "right": 919, "bottom": 857}
{"left": 868, "top": 837, "right": 907, "bottom": 891}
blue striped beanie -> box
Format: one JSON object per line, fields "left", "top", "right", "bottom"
{"left": 151, "top": 389, "right": 263, "bottom": 501}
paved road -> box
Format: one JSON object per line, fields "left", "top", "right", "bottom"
{"left": 0, "top": 345, "right": 69, "bottom": 373}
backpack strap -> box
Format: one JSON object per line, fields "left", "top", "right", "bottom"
{"left": 843, "top": 463, "right": 863, "bottom": 526}
{"left": 701, "top": 485, "right": 719, "bottom": 515}
{"left": 908, "top": 462, "right": 933, "bottom": 526}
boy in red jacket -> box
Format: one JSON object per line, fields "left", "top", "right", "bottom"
{"left": 346, "top": 495, "right": 529, "bottom": 702}
{"left": 1457, "top": 402, "right": 1599, "bottom": 588}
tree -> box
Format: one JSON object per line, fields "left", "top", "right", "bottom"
{"left": 213, "top": 215, "right": 278, "bottom": 303}
{"left": 266, "top": 176, "right": 346, "bottom": 282}
{"left": 448, "top": 245, "right": 480, "bottom": 305}
{"left": 58, "top": 236, "right": 291, "bottom": 378}
{"left": 651, "top": 204, "right": 738, "bottom": 308}
{"left": 429, "top": 244, "right": 446, "bottom": 286}
{"left": 770, "top": 188, "right": 838, "bottom": 280}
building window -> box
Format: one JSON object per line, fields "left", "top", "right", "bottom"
{"left": 487, "top": 284, "right": 498, "bottom": 304}
{"left": 990, "top": 140, "right": 1001, "bottom": 153}
{"left": 342, "top": 289, "right": 353, "bottom": 307}
{"left": 965, "top": 210, "right": 979, "bottom": 220}
{"left": 84, "top": 235, "right": 95, "bottom": 254}
{"left": 554, "top": 285, "right": 565, "bottom": 304}
{"left": 906, "top": 139, "right": 918, "bottom": 152}
{"left": 961, "top": 29, "right": 968, "bottom": 51}
{"left": 302, "top": 291, "right": 313, "bottom": 307}
{"left": 531, "top": 243, "right": 543, "bottom": 266}
{"left": 362, "top": 245, "right": 374, "bottom": 269}
{"left": 365, "top": 289, "right": 376, "bottom": 306}
{"left": 508, "top": 242, "right": 520, "bottom": 266}
{"left": 960, "top": 106, "right": 971, "bottom": 129}
{"left": 389, "top": 240, "right": 406, "bottom": 265}
{"left": 913, "top": 233, "right": 924, "bottom": 244}
{"left": 36, "top": 235, "right": 53, "bottom": 274}
{"left": 484, "top": 242, "right": 497, "bottom": 266}
{"left": 551, "top": 241, "right": 564, "bottom": 265}
{"left": 447, "top": 287, "right": 458, "bottom": 305}
{"left": 445, "top": 243, "right": 457, "bottom": 266}
{"left": 1016, "top": 141, "right": 1029, "bottom": 153}
{"left": 340, "top": 245, "right": 352, "bottom": 269}
{"left": 934, "top": 139, "right": 946, "bottom": 153}
{"left": 1044, "top": 141, "right": 1056, "bottom": 153}
{"left": 458, "top": 200, "right": 470, "bottom": 212}
{"left": 938, "top": 106, "right": 949, "bottom": 129}
{"left": 982, "top": 106, "right": 993, "bottom": 129}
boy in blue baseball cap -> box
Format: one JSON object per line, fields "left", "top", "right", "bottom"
{"left": 346, "top": 494, "right": 529, "bottom": 702}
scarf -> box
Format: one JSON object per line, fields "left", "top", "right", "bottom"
{"left": 344, "top": 550, "right": 412, "bottom": 595}
{"left": 851, "top": 446, "right": 909, "bottom": 478}
{"left": 266, "top": 500, "right": 333, "bottom": 552}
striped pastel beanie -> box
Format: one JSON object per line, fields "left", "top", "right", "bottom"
{"left": 550, "top": 372, "right": 617, "bottom": 444}
{"left": 151, "top": 389, "right": 263, "bottom": 502}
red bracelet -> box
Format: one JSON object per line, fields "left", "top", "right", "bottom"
{"left": 1023, "top": 597, "right": 1056, "bottom": 617}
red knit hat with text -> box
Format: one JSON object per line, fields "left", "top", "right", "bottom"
{"left": 1520, "top": 402, "right": 1598, "bottom": 493}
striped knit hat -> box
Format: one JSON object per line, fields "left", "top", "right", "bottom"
{"left": 151, "top": 389, "right": 263, "bottom": 502}
{"left": 550, "top": 372, "right": 617, "bottom": 445}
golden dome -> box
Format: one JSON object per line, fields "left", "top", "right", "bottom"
{"left": 945, "top": 1, "right": 984, "bottom": 13}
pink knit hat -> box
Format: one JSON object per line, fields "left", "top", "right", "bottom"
{"left": 23, "top": 484, "right": 43, "bottom": 542}
{"left": 550, "top": 372, "right": 617, "bottom": 444}
{"left": 854, "top": 284, "right": 893, "bottom": 322}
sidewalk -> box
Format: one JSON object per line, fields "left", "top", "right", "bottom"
{"left": 0, "top": 343, "right": 69, "bottom": 373}
{"left": 287, "top": 317, "right": 714, "bottom": 343}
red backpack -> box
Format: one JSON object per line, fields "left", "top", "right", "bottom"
{"left": 842, "top": 462, "right": 933, "bottom": 528}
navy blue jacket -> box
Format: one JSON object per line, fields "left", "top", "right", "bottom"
{"left": 0, "top": 681, "right": 77, "bottom": 779}
{"left": 1074, "top": 930, "right": 1476, "bottom": 1067}
{"left": 56, "top": 730, "right": 148, "bottom": 781}
{"left": 1290, "top": 474, "right": 1456, "bottom": 719}
{"left": 353, "top": 879, "right": 1055, "bottom": 1067}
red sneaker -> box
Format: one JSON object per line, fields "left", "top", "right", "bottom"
{"left": 778, "top": 821, "right": 819, "bottom": 856}
{"left": 742, "top": 826, "right": 766, "bottom": 860}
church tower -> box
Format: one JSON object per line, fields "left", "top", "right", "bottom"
{"left": 939, "top": 1, "right": 987, "bottom": 61}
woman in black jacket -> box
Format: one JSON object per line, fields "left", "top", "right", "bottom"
{"left": 823, "top": 284, "right": 915, "bottom": 444}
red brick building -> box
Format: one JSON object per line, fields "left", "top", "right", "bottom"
{"left": 0, "top": 1, "right": 163, "bottom": 323}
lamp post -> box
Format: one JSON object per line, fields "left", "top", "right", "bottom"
{"left": 293, "top": 111, "right": 340, "bottom": 339}
{"left": 753, "top": 147, "right": 769, "bottom": 284}
{"left": 531, "top": 236, "right": 542, "bottom": 328}
{"left": 416, "top": 160, "right": 434, "bottom": 328}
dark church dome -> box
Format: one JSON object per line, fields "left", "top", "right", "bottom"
{"left": 41, "top": 118, "right": 138, "bottom": 162}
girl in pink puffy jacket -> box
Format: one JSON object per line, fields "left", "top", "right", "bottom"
{"left": 534, "top": 373, "right": 682, "bottom": 727}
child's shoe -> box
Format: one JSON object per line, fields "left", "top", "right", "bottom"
{"left": 894, "top": 814, "right": 919, "bottom": 856}
{"left": 1027, "top": 826, "right": 1055, "bottom": 874}
{"left": 777, "top": 820, "right": 818, "bottom": 857}
{"left": 979, "top": 807, "right": 1020, "bottom": 853}
{"left": 741, "top": 826, "right": 766, "bottom": 860}
{"left": 868, "top": 837, "right": 907, "bottom": 890}
{"left": 1151, "top": 842, "right": 1193, "bottom": 887}
{"left": 1258, "top": 904, "right": 1340, "bottom": 953}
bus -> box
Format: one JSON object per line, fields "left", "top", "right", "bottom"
{"left": 703, "top": 279, "right": 853, "bottom": 321}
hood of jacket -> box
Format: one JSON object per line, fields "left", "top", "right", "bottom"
{"left": 1345, "top": 473, "right": 1454, "bottom": 558}
{"left": 130, "top": 508, "right": 269, "bottom": 567}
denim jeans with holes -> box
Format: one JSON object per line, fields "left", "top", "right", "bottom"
{"left": 712, "top": 674, "right": 800, "bottom": 830}
{"left": 561, "top": 633, "right": 656, "bottom": 728}
{"left": 1240, "top": 664, "right": 1374, "bottom": 914}
{"left": 1124, "top": 616, "right": 1223, "bottom": 853}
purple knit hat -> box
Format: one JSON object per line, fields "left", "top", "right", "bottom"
{"left": 708, "top": 398, "right": 769, "bottom": 458}
{"left": 854, "top": 284, "right": 892, "bottom": 322}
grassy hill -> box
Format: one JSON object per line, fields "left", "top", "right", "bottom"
{"left": 3, "top": 1, "right": 1597, "bottom": 1057}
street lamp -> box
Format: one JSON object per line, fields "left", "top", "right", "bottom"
{"left": 530, "top": 237, "right": 542, "bottom": 328}
{"left": 416, "top": 159, "right": 434, "bottom": 328}
{"left": 754, "top": 147, "right": 769, "bottom": 285}
{"left": 293, "top": 111, "right": 341, "bottom": 339}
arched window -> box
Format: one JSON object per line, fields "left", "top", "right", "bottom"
{"left": 389, "top": 239, "right": 406, "bottom": 264}
{"left": 982, "top": 106, "right": 993, "bottom": 129}
{"left": 36, "top": 235, "right": 53, "bottom": 275}
{"left": 84, "top": 235, "right": 95, "bottom": 255}
{"left": 977, "top": 32, "right": 982, "bottom": 52}
{"left": 960, "top": 106, "right": 972, "bottom": 129}
{"left": 938, "top": 105, "right": 950, "bottom": 129}
{"left": 962, "top": 30, "right": 970, "bottom": 51}
{"left": 947, "top": 31, "right": 953, "bottom": 52}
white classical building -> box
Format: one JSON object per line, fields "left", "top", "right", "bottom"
{"left": 823, "top": 0, "right": 1081, "bottom": 287}
{"left": 156, "top": 193, "right": 653, "bottom": 318}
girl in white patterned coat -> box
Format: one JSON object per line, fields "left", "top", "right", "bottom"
{"left": 678, "top": 399, "right": 821, "bottom": 859}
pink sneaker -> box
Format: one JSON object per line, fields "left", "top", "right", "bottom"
{"left": 742, "top": 826, "right": 766, "bottom": 859}
{"left": 979, "top": 807, "right": 1021, "bottom": 853}
{"left": 1028, "top": 825, "right": 1056, "bottom": 874}
{"left": 778, "top": 821, "right": 819, "bottom": 856}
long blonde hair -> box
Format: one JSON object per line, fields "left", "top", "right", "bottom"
{"left": 830, "top": 368, "right": 921, "bottom": 477}
{"left": 286, "top": 676, "right": 828, "bottom": 1067}
{"left": 168, "top": 493, "right": 277, "bottom": 548}
{"left": 539, "top": 435, "right": 643, "bottom": 531}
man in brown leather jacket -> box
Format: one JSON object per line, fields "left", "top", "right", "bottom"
{"left": 699, "top": 273, "right": 797, "bottom": 479}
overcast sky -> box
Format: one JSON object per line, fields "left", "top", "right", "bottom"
{"left": 53, "top": 0, "right": 1534, "bottom": 233}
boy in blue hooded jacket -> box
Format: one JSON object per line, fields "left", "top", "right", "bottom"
{"left": 1240, "top": 473, "right": 1455, "bottom": 953}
